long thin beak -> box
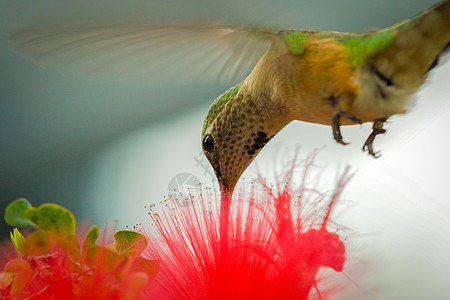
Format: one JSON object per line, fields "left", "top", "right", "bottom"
{"left": 218, "top": 177, "right": 231, "bottom": 212}
{"left": 219, "top": 178, "right": 231, "bottom": 248}
{"left": 218, "top": 176, "right": 237, "bottom": 214}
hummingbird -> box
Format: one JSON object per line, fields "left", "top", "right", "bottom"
{"left": 8, "top": 1, "right": 450, "bottom": 205}
{"left": 201, "top": 0, "right": 450, "bottom": 199}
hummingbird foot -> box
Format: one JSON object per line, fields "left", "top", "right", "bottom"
{"left": 362, "top": 120, "right": 386, "bottom": 158}
{"left": 331, "top": 110, "right": 362, "bottom": 145}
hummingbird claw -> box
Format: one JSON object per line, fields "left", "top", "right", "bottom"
{"left": 331, "top": 110, "right": 361, "bottom": 145}
{"left": 332, "top": 112, "right": 347, "bottom": 145}
{"left": 362, "top": 120, "right": 386, "bottom": 158}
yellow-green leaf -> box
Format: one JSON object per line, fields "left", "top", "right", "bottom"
{"left": 24, "top": 203, "right": 76, "bottom": 236}
{"left": 83, "top": 225, "right": 99, "bottom": 250}
{"left": 21, "top": 231, "right": 51, "bottom": 256}
{"left": 10, "top": 229, "right": 25, "bottom": 254}
{"left": 85, "top": 245, "right": 121, "bottom": 272}
{"left": 112, "top": 230, "right": 147, "bottom": 256}
{"left": 58, "top": 234, "right": 81, "bottom": 263}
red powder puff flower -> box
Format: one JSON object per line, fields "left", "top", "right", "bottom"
{"left": 1, "top": 152, "right": 369, "bottom": 299}
{"left": 137, "top": 152, "right": 359, "bottom": 299}
{"left": 0, "top": 199, "right": 159, "bottom": 300}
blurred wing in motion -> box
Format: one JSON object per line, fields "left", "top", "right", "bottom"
{"left": 9, "top": 25, "right": 275, "bottom": 83}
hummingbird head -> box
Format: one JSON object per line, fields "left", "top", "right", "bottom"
{"left": 201, "top": 83, "right": 275, "bottom": 196}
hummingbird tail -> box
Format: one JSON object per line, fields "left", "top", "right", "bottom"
{"left": 373, "top": 0, "right": 450, "bottom": 88}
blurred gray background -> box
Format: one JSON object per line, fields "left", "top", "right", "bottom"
{"left": 1, "top": 0, "right": 449, "bottom": 298}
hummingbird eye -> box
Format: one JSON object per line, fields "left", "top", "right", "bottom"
{"left": 202, "top": 134, "right": 215, "bottom": 153}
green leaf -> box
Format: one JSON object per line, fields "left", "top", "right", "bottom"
{"left": 4, "top": 199, "right": 34, "bottom": 227}
{"left": 21, "top": 231, "right": 51, "bottom": 256}
{"left": 24, "top": 203, "right": 76, "bottom": 236}
{"left": 83, "top": 225, "right": 99, "bottom": 250}
{"left": 85, "top": 245, "right": 121, "bottom": 272}
{"left": 112, "top": 230, "right": 147, "bottom": 256}
{"left": 58, "top": 234, "right": 81, "bottom": 263}
{"left": 10, "top": 229, "right": 25, "bottom": 254}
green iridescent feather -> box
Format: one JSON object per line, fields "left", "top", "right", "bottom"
{"left": 279, "top": 12, "right": 418, "bottom": 68}
{"left": 279, "top": 31, "right": 312, "bottom": 54}
{"left": 338, "top": 30, "right": 396, "bottom": 67}
{"left": 203, "top": 82, "right": 243, "bottom": 130}
{"left": 279, "top": 28, "right": 400, "bottom": 68}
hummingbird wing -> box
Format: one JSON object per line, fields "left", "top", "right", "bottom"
{"left": 9, "top": 25, "right": 275, "bottom": 83}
